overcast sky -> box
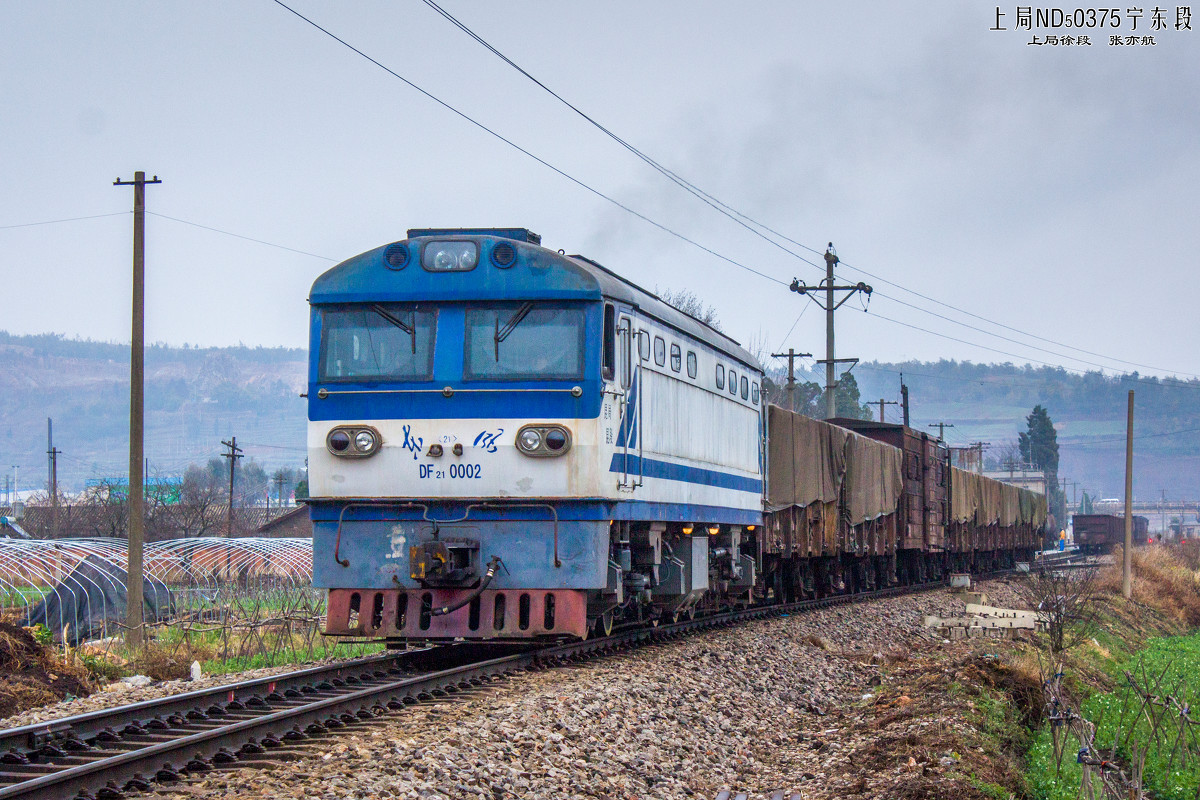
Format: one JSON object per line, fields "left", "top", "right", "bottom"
{"left": 2, "top": 2, "right": 1197, "bottom": 379}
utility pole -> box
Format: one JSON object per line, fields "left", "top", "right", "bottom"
{"left": 789, "top": 243, "right": 871, "bottom": 419}
{"left": 1161, "top": 488, "right": 1168, "bottom": 538}
{"left": 275, "top": 472, "right": 287, "bottom": 510}
{"left": 222, "top": 437, "right": 243, "bottom": 537}
{"left": 1123, "top": 390, "right": 1134, "bottom": 600}
{"left": 928, "top": 422, "right": 955, "bottom": 442}
{"left": 967, "top": 441, "right": 989, "bottom": 474}
{"left": 1060, "top": 479, "right": 1077, "bottom": 515}
{"left": 770, "top": 348, "right": 811, "bottom": 412}
{"left": 115, "top": 171, "right": 160, "bottom": 647}
{"left": 900, "top": 374, "right": 910, "bottom": 427}
{"left": 865, "top": 398, "right": 899, "bottom": 423}
{"left": 47, "top": 419, "right": 60, "bottom": 537}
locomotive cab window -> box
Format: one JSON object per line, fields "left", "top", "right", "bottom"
{"left": 619, "top": 317, "right": 633, "bottom": 389}
{"left": 319, "top": 305, "right": 437, "bottom": 382}
{"left": 669, "top": 343, "right": 682, "bottom": 373}
{"left": 653, "top": 336, "right": 666, "bottom": 366}
{"left": 751, "top": 382, "right": 760, "bottom": 404}
{"left": 728, "top": 369, "right": 737, "bottom": 394}
{"left": 464, "top": 303, "right": 585, "bottom": 381}
{"left": 686, "top": 351, "right": 697, "bottom": 379}
{"left": 638, "top": 329, "right": 650, "bottom": 361}
{"left": 715, "top": 363, "right": 725, "bottom": 390}
{"left": 740, "top": 375, "right": 749, "bottom": 400}
{"left": 602, "top": 303, "right": 616, "bottom": 381}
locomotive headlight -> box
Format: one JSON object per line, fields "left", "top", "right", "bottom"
{"left": 518, "top": 429, "right": 543, "bottom": 452}
{"left": 515, "top": 425, "right": 572, "bottom": 457}
{"left": 327, "top": 426, "right": 381, "bottom": 457}
{"left": 422, "top": 241, "right": 479, "bottom": 272}
{"left": 354, "top": 430, "right": 376, "bottom": 452}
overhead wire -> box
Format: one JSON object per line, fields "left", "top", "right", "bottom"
{"left": 270, "top": 0, "right": 786, "bottom": 289}
{"left": 413, "top": 0, "right": 1198, "bottom": 381}
{"left": 147, "top": 212, "right": 337, "bottom": 261}
{"left": 0, "top": 212, "right": 128, "bottom": 230}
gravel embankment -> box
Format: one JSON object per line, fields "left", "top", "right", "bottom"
{"left": 0, "top": 664, "right": 310, "bottom": 730}
{"left": 151, "top": 578, "right": 1028, "bottom": 800}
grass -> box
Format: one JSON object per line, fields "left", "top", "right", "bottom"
{"left": 1025, "top": 544, "right": 1200, "bottom": 799}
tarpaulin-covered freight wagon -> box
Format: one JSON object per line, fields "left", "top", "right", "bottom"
{"left": 763, "top": 406, "right": 902, "bottom": 595}
{"left": 829, "top": 418, "right": 947, "bottom": 552}
{"left": 947, "top": 466, "right": 1045, "bottom": 570}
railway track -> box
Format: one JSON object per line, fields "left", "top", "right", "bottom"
{"left": 0, "top": 574, "right": 1013, "bottom": 800}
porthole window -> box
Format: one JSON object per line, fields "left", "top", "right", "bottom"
{"left": 638, "top": 330, "right": 650, "bottom": 361}
{"left": 686, "top": 351, "right": 697, "bottom": 379}
{"left": 751, "top": 382, "right": 760, "bottom": 404}
{"left": 728, "top": 369, "right": 737, "bottom": 394}
{"left": 715, "top": 364, "right": 725, "bottom": 390}
{"left": 653, "top": 336, "right": 666, "bottom": 366}
{"left": 740, "top": 375, "right": 749, "bottom": 400}
{"left": 670, "top": 343, "right": 681, "bottom": 373}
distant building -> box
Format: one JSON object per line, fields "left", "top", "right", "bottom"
{"left": 241, "top": 506, "right": 312, "bottom": 539}
{"left": 982, "top": 468, "right": 1047, "bottom": 496}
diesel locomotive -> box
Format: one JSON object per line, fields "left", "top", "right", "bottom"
{"left": 306, "top": 228, "right": 1044, "bottom": 642}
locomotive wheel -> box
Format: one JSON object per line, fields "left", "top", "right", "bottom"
{"left": 595, "top": 612, "right": 613, "bottom": 637}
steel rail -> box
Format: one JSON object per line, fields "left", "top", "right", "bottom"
{"left": 0, "top": 571, "right": 1013, "bottom": 800}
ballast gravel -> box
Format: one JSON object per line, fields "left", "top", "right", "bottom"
{"left": 148, "top": 578, "right": 1027, "bottom": 800}
{"left": 0, "top": 664, "right": 309, "bottom": 731}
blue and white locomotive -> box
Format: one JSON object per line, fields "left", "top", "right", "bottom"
{"left": 308, "top": 228, "right": 764, "bottom": 640}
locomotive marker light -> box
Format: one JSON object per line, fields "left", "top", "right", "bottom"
{"left": 515, "top": 425, "right": 573, "bottom": 456}
{"left": 326, "top": 426, "right": 381, "bottom": 457}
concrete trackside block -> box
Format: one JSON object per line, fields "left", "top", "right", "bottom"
{"left": 950, "top": 574, "right": 972, "bottom": 590}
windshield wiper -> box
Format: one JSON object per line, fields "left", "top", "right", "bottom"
{"left": 494, "top": 302, "right": 533, "bottom": 360}
{"left": 371, "top": 304, "right": 418, "bottom": 354}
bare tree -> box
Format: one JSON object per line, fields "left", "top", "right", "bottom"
{"left": 80, "top": 478, "right": 129, "bottom": 538}
{"left": 160, "top": 463, "right": 225, "bottom": 538}
{"left": 658, "top": 287, "right": 722, "bottom": 331}
{"left": 1020, "top": 564, "right": 1101, "bottom": 658}
{"left": 989, "top": 438, "right": 1025, "bottom": 471}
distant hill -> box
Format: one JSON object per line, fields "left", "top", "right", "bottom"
{"left": 843, "top": 361, "right": 1200, "bottom": 501}
{"left": 0, "top": 332, "right": 306, "bottom": 492}
{"left": 2, "top": 332, "right": 1195, "bottom": 503}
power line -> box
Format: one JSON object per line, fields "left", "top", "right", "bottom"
{"left": 271, "top": 0, "right": 785, "bottom": 289}
{"left": 0, "top": 212, "right": 128, "bottom": 230}
{"left": 870, "top": 290, "right": 1197, "bottom": 377}
{"left": 414, "top": 0, "right": 1195, "bottom": 381}
{"left": 1065, "top": 426, "right": 1200, "bottom": 448}
{"left": 860, "top": 309, "right": 1200, "bottom": 391}
{"left": 147, "top": 211, "right": 337, "bottom": 261}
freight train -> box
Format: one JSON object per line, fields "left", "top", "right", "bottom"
{"left": 1072, "top": 513, "right": 1149, "bottom": 555}
{"left": 306, "top": 228, "right": 1044, "bottom": 641}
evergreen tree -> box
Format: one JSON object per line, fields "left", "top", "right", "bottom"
{"left": 1018, "top": 405, "right": 1060, "bottom": 472}
{"left": 830, "top": 372, "right": 873, "bottom": 420}
{"left": 1018, "top": 405, "right": 1064, "bottom": 524}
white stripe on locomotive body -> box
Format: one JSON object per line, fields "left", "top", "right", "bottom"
{"left": 630, "top": 313, "right": 761, "bottom": 476}
{"left": 308, "top": 312, "right": 763, "bottom": 514}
